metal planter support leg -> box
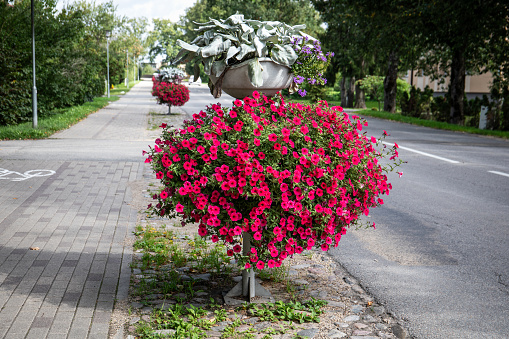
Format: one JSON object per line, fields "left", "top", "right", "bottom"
{"left": 224, "top": 234, "right": 274, "bottom": 305}
{"left": 242, "top": 235, "right": 255, "bottom": 297}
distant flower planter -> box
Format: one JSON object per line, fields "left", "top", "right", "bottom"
{"left": 209, "top": 58, "right": 293, "bottom": 99}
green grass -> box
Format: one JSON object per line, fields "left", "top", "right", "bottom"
{"left": 289, "top": 96, "right": 509, "bottom": 139}
{"left": 0, "top": 81, "right": 140, "bottom": 140}
{"left": 110, "top": 80, "right": 140, "bottom": 96}
{"left": 129, "top": 225, "right": 330, "bottom": 338}
{"left": 356, "top": 109, "right": 509, "bottom": 139}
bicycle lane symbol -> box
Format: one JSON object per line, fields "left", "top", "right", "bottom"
{"left": 0, "top": 168, "right": 56, "bottom": 182}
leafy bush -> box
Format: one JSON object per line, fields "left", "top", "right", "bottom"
{"left": 0, "top": 1, "right": 108, "bottom": 126}
{"left": 156, "top": 67, "right": 186, "bottom": 84}
{"left": 144, "top": 92, "right": 401, "bottom": 270}
{"left": 401, "top": 86, "right": 434, "bottom": 118}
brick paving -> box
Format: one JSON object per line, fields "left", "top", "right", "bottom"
{"left": 0, "top": 80, "right": 235, "bottom": 339}
{"left": 0, "top": 81, "right": 161, "bottom": 339}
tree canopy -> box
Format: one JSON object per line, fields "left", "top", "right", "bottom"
{"left": 0, "top": 0, "right": 148, "bottom": 126}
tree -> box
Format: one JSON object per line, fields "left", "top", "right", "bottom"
{"left": 0, "top": 0, "right": 148, "bottom": 126}
{"left": 146, "top": 19, "right": 183, "bottom": 64}
{"left": 313, "top": 0, "right": 421, "bottom": 112}
{"left": 417, "top": 0, "right": 509, "bottom": 123}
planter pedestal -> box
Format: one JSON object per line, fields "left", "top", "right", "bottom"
{"left": 224, "top": 234, "right": 274, "bottom": 305}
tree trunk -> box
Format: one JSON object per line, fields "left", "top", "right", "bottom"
{"left": 340, "top": 77, "right": 347, "bottom": 107}
{"left": 449, "top": 48, "right": 466, "bottom": 124}
{"left": 383, "top": 50, "right": 399, "bottom": 113}
{"left": 346, "top": 77, "right": 355, "bottom": 108}
{"left": 354, "top": 81, "right": 366, "bottom": 109}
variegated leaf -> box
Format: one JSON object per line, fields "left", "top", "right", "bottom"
{"left": 211, "top": 59, "right": 227, "bottom": 77}
{"left": 236, "top": 44, "right": 256, "bottom": 60}
{"left": 247, "top": 58, "right": 263, "bottom": 87}
{"left": 176, "top": 39, "right": 200, "bottom": 53}
{"left": 271, "top": 44, "right": 298, "bottom": 67}
{"left": 200, "top": 36, "right": 224, "bottom": 58}
{"left": 203, "top": 57, "right": 214, "bottom": 75}
{"left": 226, "top": 46, "right": 240, "bottom": 61}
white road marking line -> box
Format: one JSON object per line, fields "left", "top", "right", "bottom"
{"left": 488, "top": 171, "right": 509, "bottom": 178}
{"left": 382, "top": 142, "right": 460, "bottom": 164}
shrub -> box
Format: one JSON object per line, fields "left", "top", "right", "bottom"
{"left": 144, "top": 92, "right": 401, "bottom": 270}
{"left": 401, "top": 86, "right": 433, "bottom": 118}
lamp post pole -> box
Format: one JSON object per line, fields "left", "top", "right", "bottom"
{"left": 125, "top": 49, "right": 129, "bottom": 89}
{"left": 31, "top": 0, "right": 38, "bottom": 128}
{"left": 105, "top": 30, "right": 111, "bottom": 98}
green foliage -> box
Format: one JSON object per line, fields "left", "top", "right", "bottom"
{"left": 0, "top": 96, "right": 118, "bottom": 140}
{"left": 401, "top": 86, "right": 434, "bottom": 118}
{"left": 0, "top": 0, "right": 147, "bottom": 127}
{"left": 358, "top": 76, "right": 384, "bottom": 110}
{"left": 146, "top": 19, "right": 184, "bottom": 64}
{"left": 244, "top": 299, "right": 327, "bottom": 323}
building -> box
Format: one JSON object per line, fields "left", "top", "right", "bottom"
{"left": 403, "top": 70, "right": 493, "bottom": 100}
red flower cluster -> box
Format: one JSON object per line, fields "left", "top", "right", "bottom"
{"left": 145, "top": 91, "right": 401, "bottom": 270}
{"left": 152, "top": 79, "right": 190, "bottom": 108}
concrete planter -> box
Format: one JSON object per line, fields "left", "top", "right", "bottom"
{"left": 210, "top": 57, "right": 293, "bottom": 99}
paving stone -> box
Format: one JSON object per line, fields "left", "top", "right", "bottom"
{"left": 328, "top": 329, "right": 347, "bottom": 338}
{"left": 297, "top": 328, "right": 319, "bottom": 338}
{"left": 352, "top": 330, "right": 372, "bottom": 335}
{"left": 293, "top": 279, "right": 310, "bottom": 285}
{"left": 351, "top": 305, "right": 364, "bottom": 314}
{"left": 327, "top": 300, "right": 346, "bottom": 308}
{"left": 343, "top": 315, "right": 361, "bottom": 322}
{"left": 291, "top": 264, "right": 311, "bottom": 269}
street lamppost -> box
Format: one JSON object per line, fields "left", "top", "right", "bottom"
{"left": 105, "top": 30, "right": 111, "bottom": 98}
{"left": 125, "top": 49, "right": 129, "bottom": 89}
{"left": 31, "top": 0, "right": 38, "bottom": 128}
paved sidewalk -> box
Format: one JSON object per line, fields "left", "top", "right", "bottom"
{"left": 0, "top": 81, "right": 167, "bottom": 339}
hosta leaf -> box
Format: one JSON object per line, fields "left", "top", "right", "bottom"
{"left": 240, "top": 23, "right": 254, "bottom": 34}
{"left": 291, "top": 24, "right": 307, "bottom": 32}
{"left": 226, "top": 46, "right": 240, "bottom": 61}
{"left": 247, "top": 58, "right": 263, "bottom": 87}
{"left": 224, "top": 14, "right": 245, "bottom": 25}
{"left": 217, "top": 33, "right": 239, "bottom": 43}
{"left": 211, "top": 59, "right": 227, "bottom": 77}
{"left": 176, "top": 39, "right": 200, "bottom": 53}
{"left": 299, "top": 31, "right": 318, "bottom": 42}
{"left": 191, "top": 35, "right": 204, "bottom": 45}
{"left": 203, "top": 30, "right": 217, "bottom": 45}
{"left": 236, "top": 44, "right": 256, "bottom": 60}
{"left": 271, "top": 44, "right": 298, "bottom": 67}
{"left": 209, "top": 18, "right": 233, "bottom": 30}
{"left": 257, "top": 26, "right": 275, "bottom": 41}
{"left": 172, "top": 50, "right": 196, "bottom": 66}
{"left": 246, "top": 19, "right": 263, "bottom": 28}
{"left": 253, "top": 36, "right": 267, "bottom": 58}
{"left": 200, "top": 36, "right": 224, "bottom": 58}
{"left": 195, "top": 24, "right": 218, "bottom": 32}
{"left": 203, "top": 56, "right": 214, "bottom": 75}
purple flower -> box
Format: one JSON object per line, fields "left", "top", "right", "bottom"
{"left": 308, "top": 78, "right": 316, "bottom": 85}
{"left": 298, "top": 89, "right": 307, "bottom": 97}
{"left": 294, "top": 75, "right": 305, "bottom": 84}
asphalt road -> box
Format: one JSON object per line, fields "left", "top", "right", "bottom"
{"left": 329, "top": 116, "right": 509, "bottom": 338}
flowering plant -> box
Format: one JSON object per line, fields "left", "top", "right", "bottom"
{"left": 144, "top": 91, "right": 401, "bottom": 270}
{"left": 151, "top": 80, "right": 190, "bottom": 114}
{"left": 156, "top": 67, "right": 187, "bottom": 84}
{"left": 290, "top": 37, "right": 333, "bottom": 97}
{"left": 171, "top": 13, "right": 332, "bottom": 97}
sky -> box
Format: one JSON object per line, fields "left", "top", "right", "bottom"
{"left": 56, "top": 0, "right": 198, "bottom": 23}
